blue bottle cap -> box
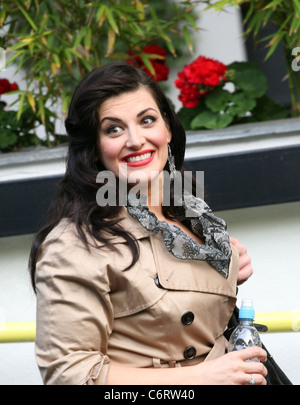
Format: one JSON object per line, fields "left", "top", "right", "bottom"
{"left": 239, "top": 299, "right": 255, "bottom": 319}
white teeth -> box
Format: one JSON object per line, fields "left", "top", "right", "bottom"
{"left": 126, "top": 152, "right": 152, "bottom": 163}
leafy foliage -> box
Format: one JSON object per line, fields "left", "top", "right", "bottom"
{"left": 177, "top": 61, "right": 287, "bottom": 130}
{"left": 204, "top": 0, "right": 300, "bottom": 116}
{"left": 0, "top": 0, "right": 198, "bottom": 151}
{"left": 0, "top": 99, "right": 58, "bottom": 151}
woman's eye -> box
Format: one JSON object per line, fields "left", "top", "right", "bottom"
{"left": 105, "top": 125, "right": 122, "bottom": 135}
{"left": 142, "top": 116, "right": 156, "bottom": 126}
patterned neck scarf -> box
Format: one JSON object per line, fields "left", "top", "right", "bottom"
{"left": 126, "top": 192, "right": 231, "bottom": 278}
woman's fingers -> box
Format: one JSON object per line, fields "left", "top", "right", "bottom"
{"left": 238, "top": 346, "right": 268, "bottom": 363}
{"left": 237, "top": 347, "right": 268, "bottom": 385}
{"left": 245, "top": 372, "right": 267, "bottom": 385}
{"left": 230, "top": 236, "right": 254, "bottom": 285}
{"left": 244, "top": 359, "right": 268, "bottom": 378}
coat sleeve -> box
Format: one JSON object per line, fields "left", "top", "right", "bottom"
{"left": 35, "top": 224, "right": 114, "bottom": 385}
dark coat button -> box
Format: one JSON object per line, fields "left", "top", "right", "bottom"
{"left": 181, "top": 311, "right": 194, "bottom": 325}
{"left": 183, "top": 346, "right": 196, "bottom": 360}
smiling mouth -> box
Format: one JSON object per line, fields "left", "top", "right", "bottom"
{"left": 121, "top": 150, "right": 155, "bottom": 167}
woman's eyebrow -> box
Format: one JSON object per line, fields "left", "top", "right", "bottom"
{"left": 137, "top": 107, "right": 157, "bottom": 117}
{"left": 100, "top": 116, "right": 123, "bottom": 125}
{"left": 100, "top": 107, "right": 158, "bottom": 126}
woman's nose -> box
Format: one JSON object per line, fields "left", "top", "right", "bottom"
{"left": 126, "top": 127, "right": 145, "bottom": 149}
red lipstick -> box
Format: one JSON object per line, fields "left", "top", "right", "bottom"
{"left": 121, "top": 149, "right": 155, "bottom": 167}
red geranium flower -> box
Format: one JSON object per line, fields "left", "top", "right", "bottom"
{"left": 126, "top": 44, "right": 169, "bottom": 82}
{"left": 0, "top": 78, "right": 19, "bottom": 95}
{"left": 175, "top": 56, "right": 227, "bottom": 108}
{"left": 9, "top": 82, "right": 18, "bottom": 91}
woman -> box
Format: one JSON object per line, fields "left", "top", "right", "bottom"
{"left": 29, "top": 63, "right": 267, "bottom": 385}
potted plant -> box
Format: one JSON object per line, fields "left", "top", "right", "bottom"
{"left": 174, "top": 56, "right": 288, "bottom": 130}
{"left": 204, "top": 0, "right": 300, "bottom": 118}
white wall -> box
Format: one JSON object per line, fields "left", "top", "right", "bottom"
{"left": 0, "top": 234, "right": 42, "bottom": 385}
{"left": 218, "top": 201, "right": 300, "bottom": 385}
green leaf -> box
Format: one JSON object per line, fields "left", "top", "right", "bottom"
{"left": 148, "top": 4, "right": 159, "bottom": 23}
{"left": 159, "top": 32, "right": 176, "bottom": 56}
{"left": 139, "top": 53, "right": 155, "bottom": 75}
{"left": 61, "top": 93, "right": 70, "bottom": 116}
{"left": 105, "top": 7, "right": 119, "bottom": 34}
{"left": 5, "top": 50, "right": 24, "bottom": 68}
{"left": 176, "top": 106, "right": 202, "bottom": 130}
{"left": 264, "top": 0, "right": 284, "bottom": 10}
{"left": 243, "top": 2, "right": 255, "bottom": 23}
{"left": 64, "top": 48, "right": 72, "bottom": 61}
{"left": 229, "top": 62, "right": 267, "bottom": 98}
{"left": 96, "top": 4, "right": 106, "bottom": 22}
{"left": 73, "top": 27, "right": 87, "bottom": 48}
{"left": 135, "top": 0, "right": 145, "bottom": 20}
{"left": 191, "top": 110, "right": 233, "bottom": 130}
{"left": 227, "top": 93, "right": 256, "bottom": 116}
{"left": 84, "top": 27, "right": 92, "bottom": 49}
{"left": 16, "top": 91, "right": 26, "bottom": 121}
{"left": 8, "top": 41, "right": 30, "bottom": 52}
{"left": 292, "top": 0, "right": 300, "bottom": 14}
{"left": 27, "top": 91, "right": 36, "bottom": 112}
{"left": 37, "top": 97, "right": 45, "bottom": 125}
{"left": 69, "top": 48, "right": 83, "bottom": 59}
{"left": 183, "top": 25, "right": 193, "bottom": 54}
{"left": 205, "top": 0, "right": 240, "bottom": 11}
{"left": 265, "top": 32, "right": 285, "bottom": 59}
{"left": 0, "top": 129, "right": 18, "bottom": 149}
{"left": 16, "top": 1, "right": 37, "bottom": 31}
{"left": 251, "top": 96, "right": 288, "bottom": 121}
{"left": 184, "top": 13, "right": 198, "bottom": 30}
{"left": 290, "top": 15, "right": 300, "bottom": 36}
{"left": 52, "top": 53, "right": 61, "bottom": 68}
{"left": 205, "top": 88, "right": 231, "bottom": 112}
{"left": 247, "top": 9, "right": 265, "bottom": 37}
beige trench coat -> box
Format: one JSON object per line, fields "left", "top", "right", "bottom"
{"left": 35, "top": 210, "right": 239, "bottom": 385}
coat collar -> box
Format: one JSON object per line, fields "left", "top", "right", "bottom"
{"left": 125, "top": 192, "right": 232, "bottom": 278}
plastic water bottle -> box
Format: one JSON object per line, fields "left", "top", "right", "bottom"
{"left": 228, "top": 299, "right": 262, "bottom": 361}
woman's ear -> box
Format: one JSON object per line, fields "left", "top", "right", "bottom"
{"left": 163, "top": 112, "right": 172, "bottom": 143}
{"left": 167, "top": 131, "right": 172, "bottom": 144}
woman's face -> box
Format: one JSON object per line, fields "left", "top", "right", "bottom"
{"left": 96, "top": 87, "right": 172, "bottom": 187}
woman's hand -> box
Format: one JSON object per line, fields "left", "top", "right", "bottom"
{"left": 195, "top": 347, "right": 268, "bottom": 385}
{"left": 107, "top": 347, "right": 268, "bottom": 385}
{"left": 230, "top": 237, "right": 253, "bottom": 285}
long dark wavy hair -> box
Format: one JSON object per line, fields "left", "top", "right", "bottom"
{"left": 29, "top": 62, "right": 187, "bottom": 292}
